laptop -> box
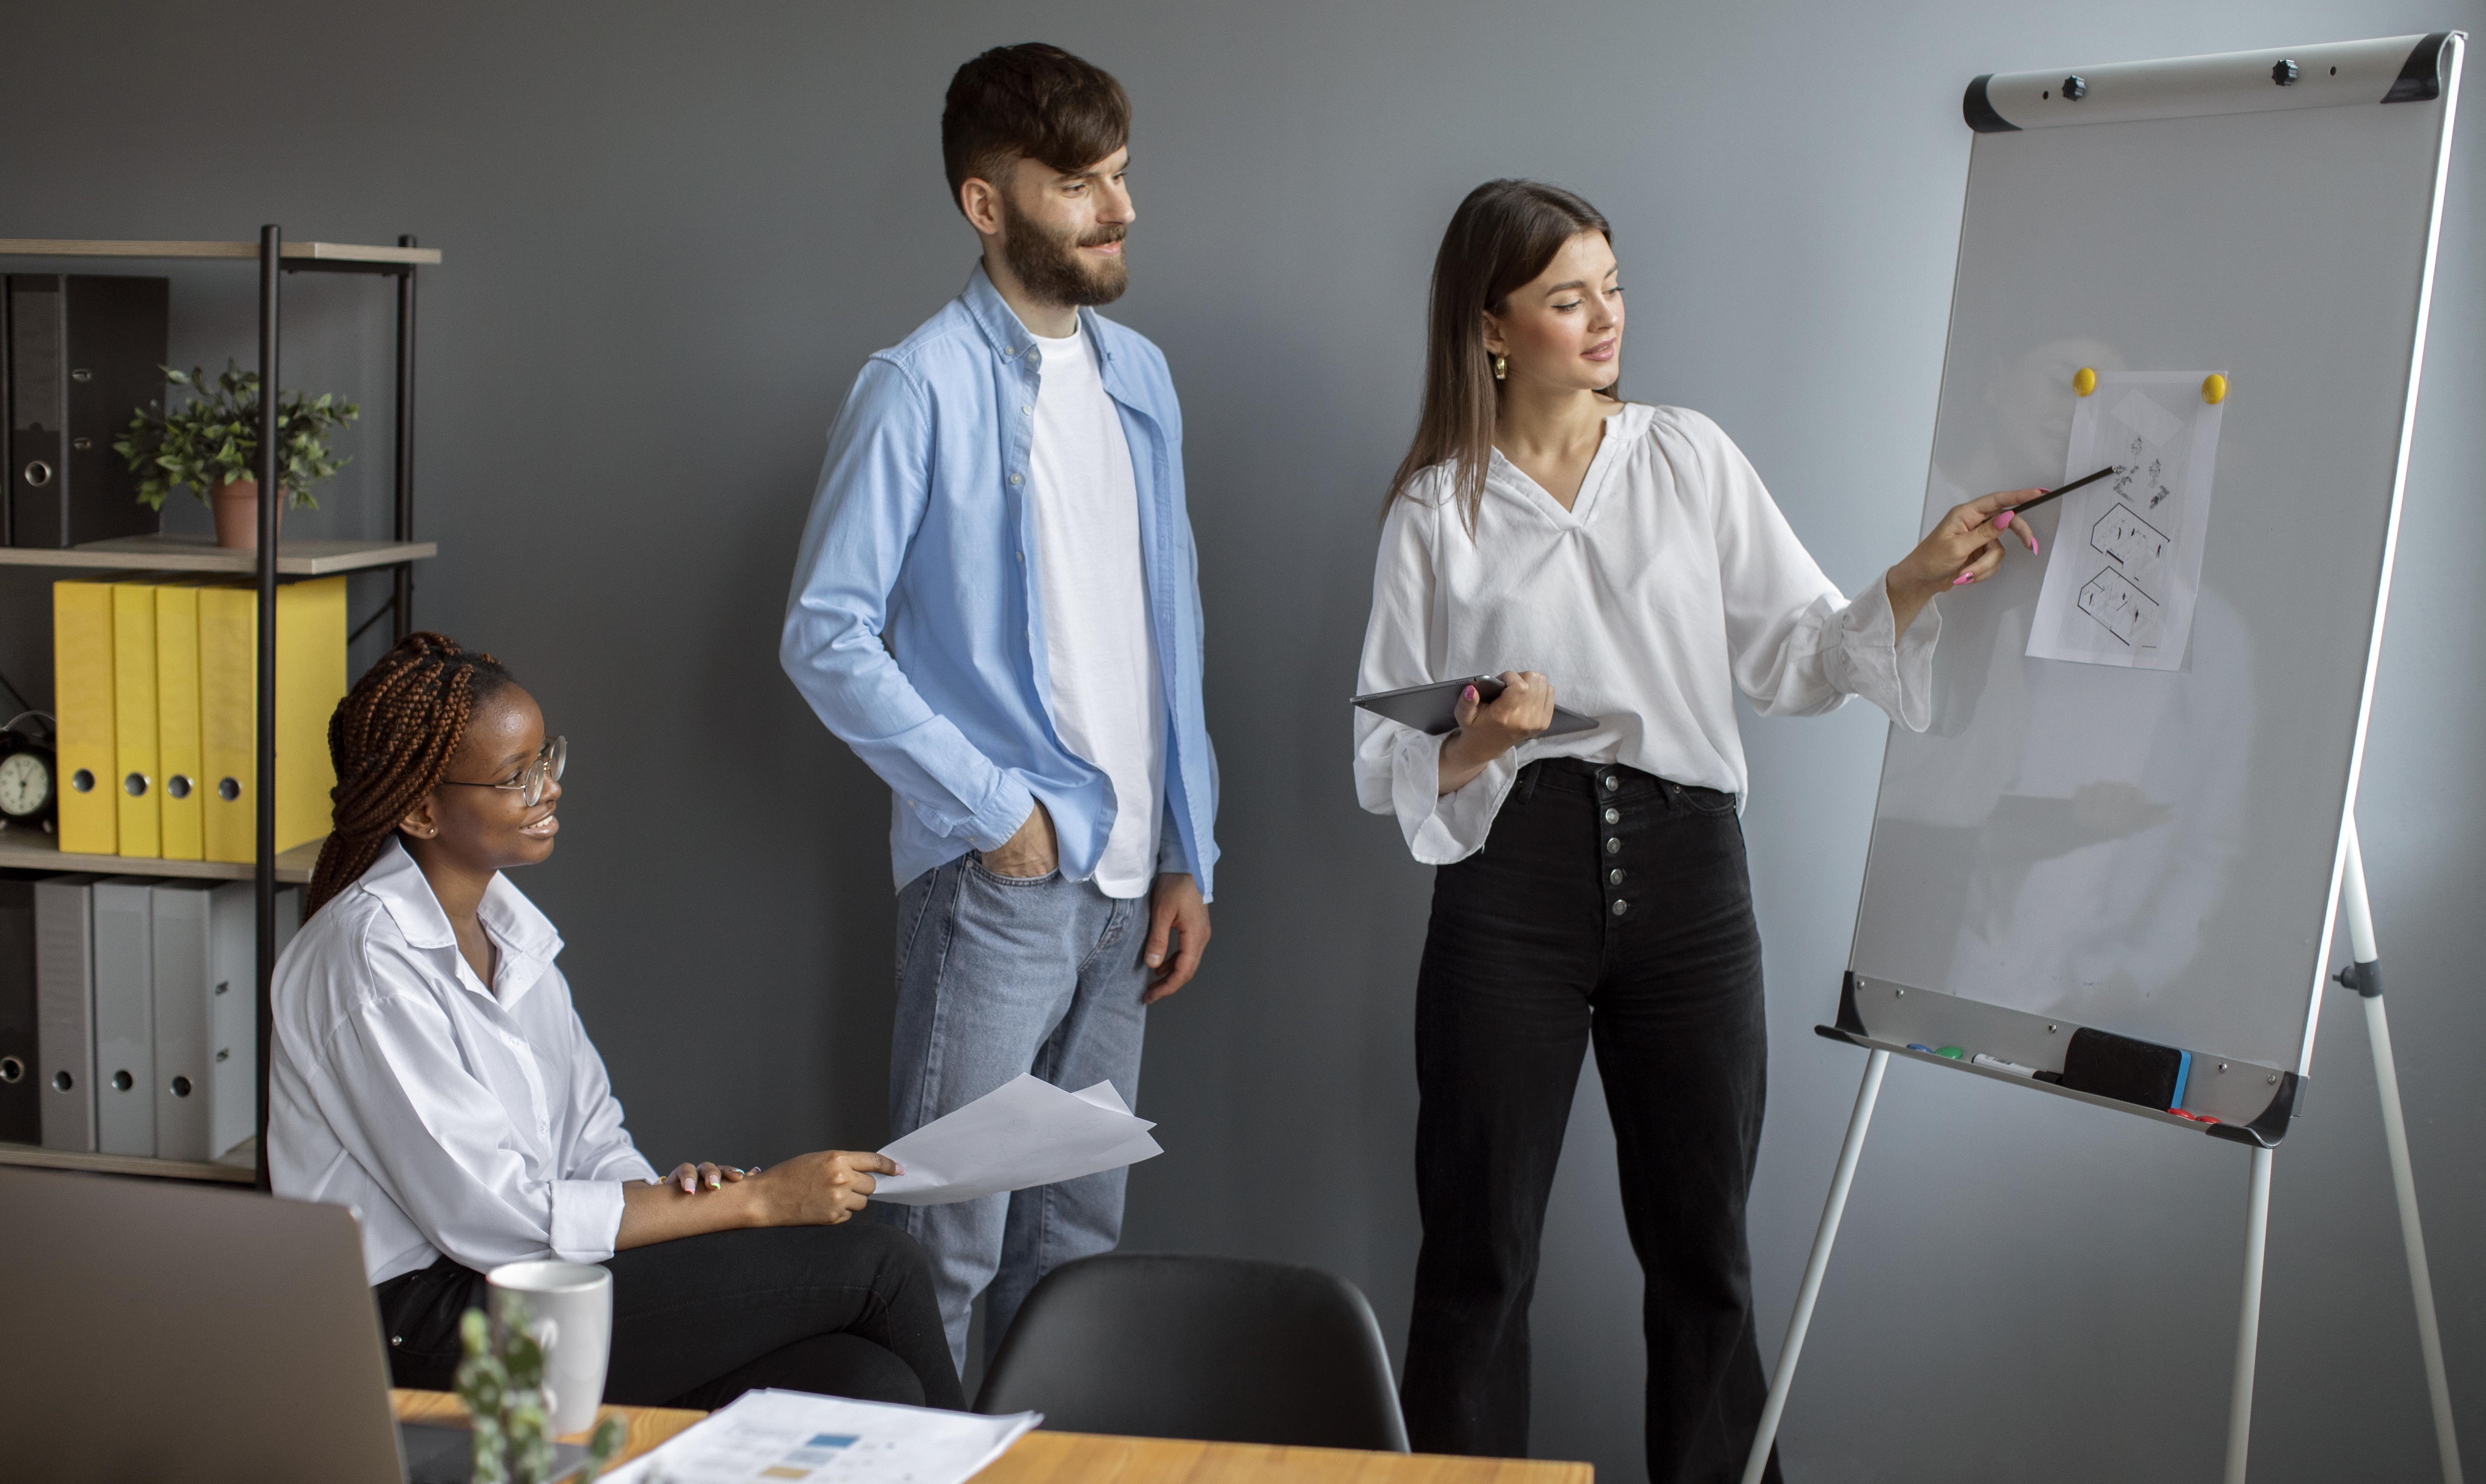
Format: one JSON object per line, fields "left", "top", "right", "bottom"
{"left": 0, "top": 1163, "right": 585, "bottom": 1482}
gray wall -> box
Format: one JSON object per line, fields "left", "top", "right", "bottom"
{"left": 4, "top": 4, "right": 2479, "bottom": 1479}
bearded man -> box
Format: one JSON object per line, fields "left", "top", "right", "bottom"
{"left": 780, "top": 43, "right": 1218, "bottom": 1373}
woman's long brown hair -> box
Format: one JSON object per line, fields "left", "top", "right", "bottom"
{"left": 1383, "top": 180, "right": 1619, "bottom": 536}
{"left": 305, "top": 631, "right": 512, "bottom": 918}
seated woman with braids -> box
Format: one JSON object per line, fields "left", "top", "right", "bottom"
{"left": 268, "top": 632, "right": 963, "bottom": 1411}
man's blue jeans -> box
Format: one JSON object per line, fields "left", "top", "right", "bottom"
{"left": 884, "top": 853, "right": 1151, "bottom": 1371}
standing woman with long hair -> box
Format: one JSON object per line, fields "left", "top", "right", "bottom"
{"left": 1356, "top": 181, "right": 2036, "bottom": 1481}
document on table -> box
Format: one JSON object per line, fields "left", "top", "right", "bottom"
{"left": 868, "top": 1074, "right": 1163, "bottom": 1207}
{"left": 2025, "top": 370, "right": 2226, "bottom": 670}
{"left": 601, "top": 1389, "right": 1039, "bottom": 1484}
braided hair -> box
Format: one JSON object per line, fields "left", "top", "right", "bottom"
{"left": 306, "top": 631, "right": 516, "bottom": 917}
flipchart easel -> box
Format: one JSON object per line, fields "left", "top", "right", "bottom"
{"left": 1743, "top": 34, "right": 2467, "bottom": 1484}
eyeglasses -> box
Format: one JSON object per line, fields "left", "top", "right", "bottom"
{"left": 439, "top": 736, "right": 567, "bottom": 808}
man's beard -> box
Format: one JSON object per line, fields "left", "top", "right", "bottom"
{"left": 1000, "top": 192, "right": 1129, "bottom": 308}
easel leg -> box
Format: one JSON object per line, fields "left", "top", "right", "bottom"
{"left": 1742, "top": 1047, "right": 1890, "bottom": 1484}
{"left": 2225, "top": 1146, "right": 2275, "bottom": 1484}
{"left": 2343, "top": 824, "right": 2465, "bottom": 1484}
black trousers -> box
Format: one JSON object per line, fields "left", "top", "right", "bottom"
{"left": 1401, "top": 759, "right": 1782, "bottom": 1484}
{"left": 374, "top": 1223, "right": 965, "bottom": 1412}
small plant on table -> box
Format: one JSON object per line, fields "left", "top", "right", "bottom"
{"left": 454, "top": 1303, "right": 625, "bottom": 1484}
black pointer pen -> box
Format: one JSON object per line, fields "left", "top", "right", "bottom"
{"left": 1953, "top": 466, "right": 2115, "bottom": 587}
{"left": 2000, "top": 465, "right": 2115, "bottom": 521}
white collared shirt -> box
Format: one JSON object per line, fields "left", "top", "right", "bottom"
{"left": 268, "top": 838, "right": 656, "bottom": 1283}
{"left": 1355, "top": 402, "right": 1937, "bottom": 864}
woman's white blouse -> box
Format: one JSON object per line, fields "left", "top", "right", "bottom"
{"left": 1355, "top": 402, "right": 1937, "bottom": 864}
{"left": 268, "top": 837, "right": 657, "bottom": 1283}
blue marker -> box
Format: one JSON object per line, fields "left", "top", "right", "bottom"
{"left": 1906, "top": 1044, "right": 1935, "bottom": 1054}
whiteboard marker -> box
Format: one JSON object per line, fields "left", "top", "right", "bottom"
{"left": 1971, "top": 1053, "right": 2039, "bottom": 1077}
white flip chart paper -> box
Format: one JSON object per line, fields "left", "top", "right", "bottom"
{"left": 600, "top": 1388, "right": 1039, "bottom": 1483}
{"left": 2024, "top": 371, "right": 2226, "bottom": 670}
{"left": 868, "top": 1074, "right": 1162, "bottom": 1207}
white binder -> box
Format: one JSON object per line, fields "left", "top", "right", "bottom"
{"left": 90, "top": 879, "right": 153, "bottom": 1157}
{"left": 33, "top": 876, "right": 100, "bottom": 1153}
{"left": 149, "top": 883, "right": 214, "bottom": 1161}
{"left": 205, "top": 882, "right": 300, "bottom": 1163}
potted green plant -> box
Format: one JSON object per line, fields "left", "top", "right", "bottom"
{"left": 113, "top": 361, "right": 359, "bottom": 550}
{"left": 455, "top": 1304, "right": 625, "bottom": 1484}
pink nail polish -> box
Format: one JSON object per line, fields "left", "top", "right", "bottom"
{"left": 1994, "top": 511, "right": 2013, "bottom": 529}
{"left": 2032, "top": 536, "right": 2041, "bottom": 555}
{"left": 1953, "top": 572, "right": 1974, "bottom": 587}
{"left": 1463, "top": 686, "right": 1478, "bottom": 701}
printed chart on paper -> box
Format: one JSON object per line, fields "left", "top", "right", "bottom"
{"left": 2024, "top": 371, "right": 2226, "bottom": 670}
{"left": 603, "top": 1390, "right": 1039, "bottom": 1484}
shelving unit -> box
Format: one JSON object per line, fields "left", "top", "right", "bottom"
{"left": 0, "top": 831, "right": 323, "bottom": 882}
{"left": 0, "top": 533, "right": 435, "bottom": 575}
{"left": 0, "top": 230, "right": 438, "bottom": 1189}
{"left": 0, "top": 239, "right": 437, "bottom": 267}
{"left": 0, "top": 1138, "right": 255, "bottom": 1184}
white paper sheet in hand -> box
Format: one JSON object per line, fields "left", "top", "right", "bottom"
{"left": 2025, "top": 370, "right": 2225, "bottom": 670}
{"left": 869, "top": 1074, "right": 1162, "bottom": 1207}
{"left": 598, "top": 1388, "right": 1039, "bottom": 1484}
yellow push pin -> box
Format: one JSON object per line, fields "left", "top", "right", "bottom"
{"left": 2073, "top": 367, "right": 2097, "bottom": 396}
{"left": 2202, "top": 373, "right": 2227, "bottom": 404}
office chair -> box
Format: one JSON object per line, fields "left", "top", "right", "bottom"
{"left": 973, "top": 1251, "right": 1410, "bottom": 1452}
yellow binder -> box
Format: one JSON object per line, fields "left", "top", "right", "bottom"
{"left": 275, "top": 576, "right": 347, "bottom": 852}
{"left": 51, "top": 577, "right": 117, "bottom": 855}
{"left": 110, "top": 582, "right": 161, "bottom": 858}
{"left": 155, "top": 582, "right": 206, "bottom": 862}
{"left": 199, "top": 577, "right": 347, "bottom": 864}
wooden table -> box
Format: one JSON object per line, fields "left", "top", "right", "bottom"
{"left": 391, "top": 1391, "right": 1591, "bottom": 1482}
{"left": 394, "top": 1390, "right": 705, "bottom": 1464}
{"left": 980, "top": 1432, "right": 1589, "bottom": 1482}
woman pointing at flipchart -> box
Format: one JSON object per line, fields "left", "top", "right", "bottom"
{"left": 1353, "top": 180, "right": 2037, "bottom": 1484}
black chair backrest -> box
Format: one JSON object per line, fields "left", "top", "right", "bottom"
{"left": 973, "top": 1252, "right": 1410, "bottom": 1452}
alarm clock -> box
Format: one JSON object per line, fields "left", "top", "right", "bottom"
{"left": 0, "top": 713, "right": 58, "bottom": 832}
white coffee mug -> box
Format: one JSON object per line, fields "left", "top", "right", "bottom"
{"left": 486, "top": 1260, "right": 614, "bottom": 1437}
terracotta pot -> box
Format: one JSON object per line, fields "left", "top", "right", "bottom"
{"left": 209, "top": 478, "right": 285, "bottom": 551}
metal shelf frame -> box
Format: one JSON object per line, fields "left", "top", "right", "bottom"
{"left": 1, "top": 229, "right": 431, "bottom": 1190}
{"left": 0, "top": 535, "right": 437, "bottom": 574}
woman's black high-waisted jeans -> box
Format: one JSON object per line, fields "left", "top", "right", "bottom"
{"left": 1401, "top": 757, "right": 1782, "bottom": 1484}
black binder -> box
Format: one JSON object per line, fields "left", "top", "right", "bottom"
{"left": 0, "top": 879, "right": 38, "bottom": 1144}
{"left": 5, "top": 275, "right": 168, "bottom": 548}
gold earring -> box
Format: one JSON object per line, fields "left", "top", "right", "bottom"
{"left": 1493, "top": 353, "right": 1507, "bottom": 382}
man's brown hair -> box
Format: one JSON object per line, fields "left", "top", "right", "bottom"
{"left": 941, "top": 44, "right": 1131, "bottom": 209}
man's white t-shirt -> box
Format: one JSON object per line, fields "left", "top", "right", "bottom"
{"left": 1026, "top": 324, "right": 1164, "bottom": 898}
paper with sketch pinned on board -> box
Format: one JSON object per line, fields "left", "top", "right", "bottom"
{"left": 2024, "top": 371, "right": 2225, "bottom": 670}
{"left": 867, "top": 1073, "right": 1162, "bottom": 1207}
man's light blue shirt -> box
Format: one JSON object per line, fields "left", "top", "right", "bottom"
{"left": 781, "top": 266, "right": 1219, "bottom": 898}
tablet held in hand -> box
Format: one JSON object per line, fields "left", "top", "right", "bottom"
{"left": 1351, "top": 675, "right": 1600, "bottom": 737}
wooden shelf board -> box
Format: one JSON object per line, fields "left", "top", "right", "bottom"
{"left": 0, "top": 534, "right": 436, "bottom": 575}
{"left": 0, "top": 239, "right": 440, "bottom": 265}
{"left": 0, "top": 1139, "right": 256, "bottom": 1184}
{"left": 0, "top": 828, "right": 320, "bottom": 883}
